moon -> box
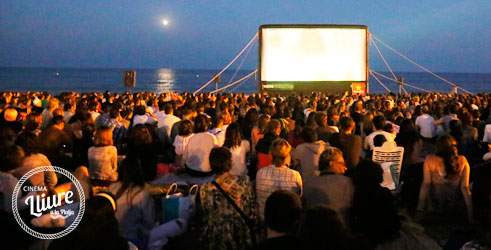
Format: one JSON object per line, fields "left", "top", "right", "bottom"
{"left": 162, "top": 19, "right": 169, "bottom": 26}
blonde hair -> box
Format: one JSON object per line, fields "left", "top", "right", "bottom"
{"left": 270, "top": 139, "right": 292, "bottom": 167}
{"left": 94, "top": 127, "right": 113, "bottom": 147}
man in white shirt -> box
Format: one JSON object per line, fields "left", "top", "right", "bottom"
{"left": 415, "top": 104, "right": 435, "bottom": 140}
{"left": 156, "top": 103, "right": 181, "bottom": 137}
{"left": 132, "top": 105, "right": 158, "bottom": 127}
{"left": 364, "top": 115, "right": 396, "bottom": 151}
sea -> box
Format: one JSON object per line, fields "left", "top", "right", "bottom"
{"left": 0, "top": 67, "right": 489, "bottom": 95}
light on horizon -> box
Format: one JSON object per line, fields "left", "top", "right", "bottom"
{"left": 162, "top": 19, "right": 169, "bottom": 26}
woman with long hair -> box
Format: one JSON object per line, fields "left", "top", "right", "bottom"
{"left": 223, "top": 122, "right": 250, "bottom": 176}
{"left": 417, "top": 134, "right": 473, "bottom": 225}
{"left": 108, "top": 156, "right": 155, "bottom": 249}
{"left": 251, "top": 114, "right": 270, "bottom": 149}
{"left": 48, "top": 193, "right": 134, "bottom": 250}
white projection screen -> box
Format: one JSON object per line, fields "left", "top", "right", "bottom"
{"left": 260, "top": 25, "right": 367, "bottom": 82}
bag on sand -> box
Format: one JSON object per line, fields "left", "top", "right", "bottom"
{"left": 162, "top": 183, "right": 198, "bottom": 223}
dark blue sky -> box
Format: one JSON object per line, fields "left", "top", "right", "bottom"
{"left": 1, "top": 0, "right": 490, "bottom": 72}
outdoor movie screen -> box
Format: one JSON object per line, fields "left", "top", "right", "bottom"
{"left": 260, "top": 26, "right": 367, "bottom": 82}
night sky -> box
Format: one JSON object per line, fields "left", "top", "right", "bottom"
{"left": 1, "top": 0, "right": 490, "bottom": 72}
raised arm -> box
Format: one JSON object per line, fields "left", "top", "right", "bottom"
{"left": 417, "top": 157, "right": 432, "bottom": 214}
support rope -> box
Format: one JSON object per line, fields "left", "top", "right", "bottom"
{"left": 369, "top": 71, "right": 392, "bottom": 93}
{"left": 370, "top": 36, "right": 398, "bottom": 81}
{"left": 194, "top": 32, "right": 258, "bottom": 94}
{"left": 371, "top": 35, "right": 473, "bottom": 94}
{"left": 371, "top": 70, "right": 431, "bottom": 93}
{"left": 210, "top": 69, "right": 258, "bottom": 94}
{"left": 225, "top": 40, "right": 255, "bottom": 86}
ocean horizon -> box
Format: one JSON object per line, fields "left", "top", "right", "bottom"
{"left": 1, "top": 67, "right": 489, "bottom": 95}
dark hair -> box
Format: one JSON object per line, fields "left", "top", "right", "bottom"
{"left": 193, "top": 115, "right": 209, "bottom": 133}
{"left": 25, "top": 112, "right": 42, "bottom": 131}
{"left": 15, "top": 132, "right": 40, "bottom": 156}
{"left": 373, "top": 134, "right": 387, "bottom": 147}
{"left": 114, "top": 156, "right": 146, "bottom": 202}
{"left": 51, "top": 115, "right": 65, "bottom": 127}
{"left": 399, "top": 119, "right": 416, "bottom": 134}
{"left": 299, "top": 127, "right": 317, "bottom": 143}
{"left": 63, "top": 103, "right": 72, "bottom": 111}
{"left": 353, "top": 160, "right": 384, "bottom": 186}
{"left": 164, "top": 103, "right": 173, "bottom": 114}
{"left": 0, "top": 145, "right": 25, "bottom": 172}
{"left": 339, "top": 116, "right": 354, "bottom": 132}
{"left": 449, "top": 119, "right": 463, "bottom": 142}
{"left": 178, "top": 120, "right": 193, "bottom": 136}
{"left": 223, "top": 122, "right": 242, "bottom": 149}
{"left": 395, "top": 130, "right": 421, "bottom": 163}
{"left": 48, "top": 194, "right": 128, "bottom": 250}
{"left": 298, "top": 206, "right": 351, "bottom": 250}
{"left": 129, "top": 124, "right": 152, "bottom": 146}
{"left": 436, "top": 134, "right": 460, "bottom": 178}
{"left": 134, "top": 105, "right": 146, "bottom": 116}
{"left": 265, "top": 190, "right": 302, "bottom": 233}
{"left": 314, "top": 112, "right": 327, "bottom": 126}
{"left": 209, "top": 147, "right": 232, "bottom": 175}
{"left": 109, "top": 108, "right": 119, "bottom": 119}
{"left": 372, "top": 115, "right": 386, "bottom": 130}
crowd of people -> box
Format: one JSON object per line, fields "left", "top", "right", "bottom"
{"left": 0, "top": 90, "right": 490, "bottom": 250}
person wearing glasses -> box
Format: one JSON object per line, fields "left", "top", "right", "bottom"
{"left": 417, "top": 134, "right": 473, "bottom": 228}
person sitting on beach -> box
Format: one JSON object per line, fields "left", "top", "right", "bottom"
{"left": 329, "top": 116, "right": 362, "bottom": 171}
{"left": 302, "top": 147, "right": 353, "bottom": 226}
{"left": 364, "top": 115, "right": 395, "bottom": 151}
{"left": 415, "top": 104, "right": 436, "bottom": 142}
{"left": 37, "top": 115, "right": 72, "bottom": 168}
{"left": 88, "top": 126, "right": 118, "bottom": 186}
{"left": 291, "top": 127, "right": 326, "bottom": 177}
{"left": 173, "top": 119, "right": 193, "bottom": 166}
{"left": 254, "top": 190, "right": 302, "bottom": 250}
{"left": 256, "top": 139, "right": 302, "bottom": 220}
{"left": 131, "top": 105, "right": 158, "bottom": 127}
{"left": 417, "top": 134, "right": 473, "bottom": 227}
{"left": 314, "top": 112, "right": 336, "bottom": 142}
{"left": 223, "top": 122, "right": 250, "bottom": 176}
{"left": 155, "top": 103, "right": 180, "bottom": 138}
{"left": 127, "top": 124, "right": 158, "bottom": 181}
{"left": 41, "top": 98, "right": 59, "bottom": 129}
{"left": 183, "top": 115, "right": 218, "bottom": 176}
{"left": 197, "top": 147, "right": 257, "bottom": 250}
{"left": 108, "top": 156, "right": 155, "bottom": 249}
{"left": 170, "top": 108, "right": 194, "bottom": 143}
{"left": 87, "top": 100, "right": 100, "bottom": 122}
{"left": 256, "top": 119, "right": 281, "bottom": 170}
{"left": 207, "top": 114, "right": 225, "bottom": 147}
{"left": 48, "top": 192, "right": 136, "bottom": 250}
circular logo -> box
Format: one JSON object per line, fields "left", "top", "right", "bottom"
{"left": 12, "top": 166, "right": 86, "bottom": 239}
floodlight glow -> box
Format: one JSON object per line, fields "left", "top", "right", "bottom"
{"left": 260, "top": 27, "right": 367, "bottom": 82}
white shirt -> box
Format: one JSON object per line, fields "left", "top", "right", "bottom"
{"left": 173, "top": 134, "right": 194, "bottom": 155}
{"left": 183, "top": 132, "right": 218, "bottom": 172}
{"left": 156, "top": 113, "right": 181, "bottom": 137}
{"left": 207, "top": 127, "right": 225, "bottom": 147}
{"left": 483, "top": 124, "right": 491, "bottom": 143}
{"left": 364, "top": 130, "right": 396, "bottom": 150}
{"left": 132, "top": 114, "right": 157, "bottom": 127}
{"left": 415, "top": 114, "right": 435, "bottom": 138}
{"left": 89, "top": 111, "right": 100, "bottom": 122}
{"left": 228, "top": 140, "right": 251, "bottom": 176}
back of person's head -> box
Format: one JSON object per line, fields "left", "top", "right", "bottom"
{"left": 298, "top": 206, "right": 351, "bottom": 250}
{"left": 270, "top": 139, "right": 292, "bottom": 167}
{"left": 318, "top": 147, "right": 343, "bottom": 172}
{"left": 436, "top": 134, "right": 460, "bottom": 178}
{"left": 0, "top": 145, "right": 25, "bottom": 172}
{"left": 209, "top": 147, "right": 232, "bottom": 175}
{"left": 353, "top": 160, "right": 383, "bottom": 187}
{"left": 109, "top": 107, "right": 119, "bottom": 119}
{"left": 15, "top": 132, "right": 40, "bottom": 156}
{"left": 51, "top": 115, "right": 65, "bottom": 128}
{"left": 178, "top": 120, "right": 193, "bottom": 136}
{"left": 115, "top": 156, "right": 146, "bottom": 200}
{"left": 164, "top": 103, "right": 173, "bottom": 114}
{"left": 88, "top": 101, "right": 98, "bottom": 112}
{"left": 25, "top": 112, "right": 42, "bottom": 131}
{"left": 63, "top": 103, "right": 72, "bottom": 112}
{"left": 372, "top": 115, "right": 386, "bottom": 130}
{"left": 339, "top": 116, "right": 355, "bottom": 132}
{"left": 223, "top": 122, "right": 242, "bottom": 149}
{"left": 399, "top": 119, "right": 415, "bottom": 134}
{"left": 94, "top": 126, "right": 113, "bottom": 147}
{"left": 449, "top": 119, "right": 463, "bottom": 141}
{"left": 0, "top": 126, "right": 17, "bottom": 149}
{"left": 383, "top": 123, "right": 394, "bottom": 134}
{"left": 314, "top": 112, "right": 327, "bottom": 127}
{"left": 422, "top": 104, "right": 430, "bottom": 114}
{"left": 48, "top": 193, "right": 128, "bottom": 250}
{"left": 373, "top": 134, "right": 387, "bottom": 148}
{"left": 212, "top": 114, "right": 224, "bottom": 128}
{"left": 258, "top": 114, "right": 270, "bottom": 133}
{"left": 181, "top": 108, "right": 194, "bottom": 119}
{"left": 299, "top": 127, "right": 317, "bottom": 143}
{"left": 193, "top": 114, "right": 209, "bottom": 133}
{"left": 129, "top": 124, "right": 152, "bottom": 146}
{"left": 266, "top": 119, "right": 281, "bottom": 135}
{"left": 134, "top": 105, "right": 146, "bottom": 116}
{"left": 265, "top": 190, "right": 302, "bottom": 234}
